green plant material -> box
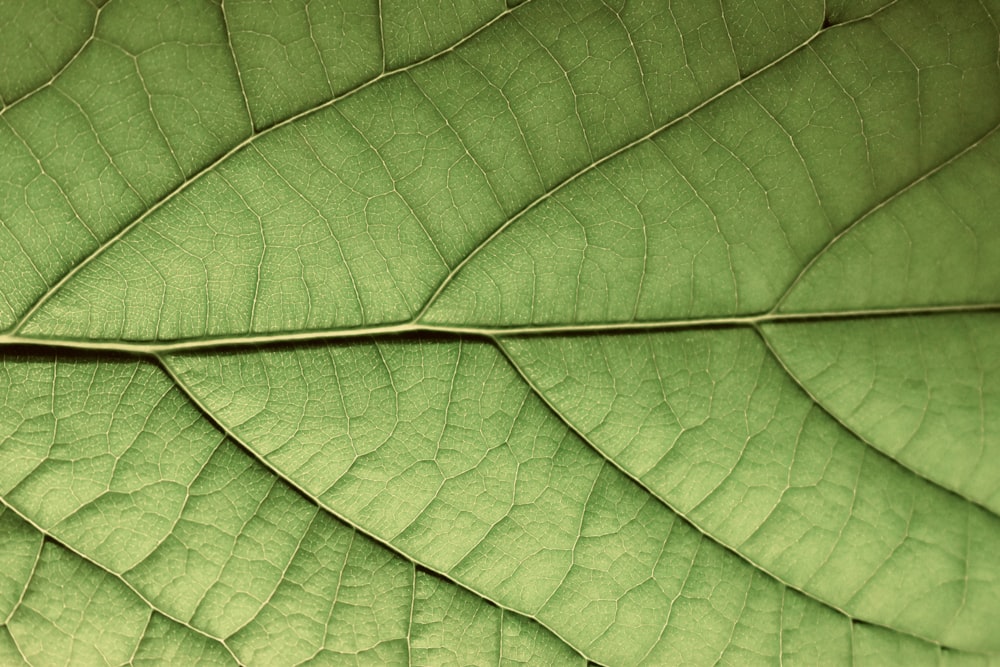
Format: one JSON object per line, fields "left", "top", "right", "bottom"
{"left": 1, "top": 0, "right": 998, "bottom": 664}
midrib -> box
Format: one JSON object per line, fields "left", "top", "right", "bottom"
{"left": 0, "top": 302, "right": 995, "bottom": 356}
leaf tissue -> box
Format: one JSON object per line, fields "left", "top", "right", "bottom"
{"left": 0, "top": 0, "right": 998, "bottom": 664}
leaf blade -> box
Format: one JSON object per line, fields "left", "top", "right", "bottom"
{"left": 2, "top": 0, "right": 998, "bottom": 663}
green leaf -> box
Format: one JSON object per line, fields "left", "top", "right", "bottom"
{"left": 1, "top": 0, "right": 998, "bottom": 664}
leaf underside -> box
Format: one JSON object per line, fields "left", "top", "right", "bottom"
{"left": 0, "top": 0, "right": 998, "bottom": 665}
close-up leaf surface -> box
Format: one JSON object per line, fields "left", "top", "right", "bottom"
{"left": 0, "top": 0, "right": 998, "bottom": 664}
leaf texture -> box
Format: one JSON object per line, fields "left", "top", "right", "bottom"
{"left": 1, "top": 0, "right": 998, "bottom": 664}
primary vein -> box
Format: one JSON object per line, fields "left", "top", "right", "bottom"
{"left": 0, "top": 303, "right": 995, "bottom": 356}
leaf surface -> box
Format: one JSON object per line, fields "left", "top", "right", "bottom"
{"left": 1, "top": 0, "right": 998, "bottom": 664}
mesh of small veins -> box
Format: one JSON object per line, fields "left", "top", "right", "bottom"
{"left": 0, "top": 359, "right": 588, "bottom": 666}
{"left": 1, "top": 351, "right": 994, "bottom": 665}
{"left": 1, "top": 0, "right": 999, "bottom": 665}
{"left": 6, "top": 0, "right": 997, "bottom": 340}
